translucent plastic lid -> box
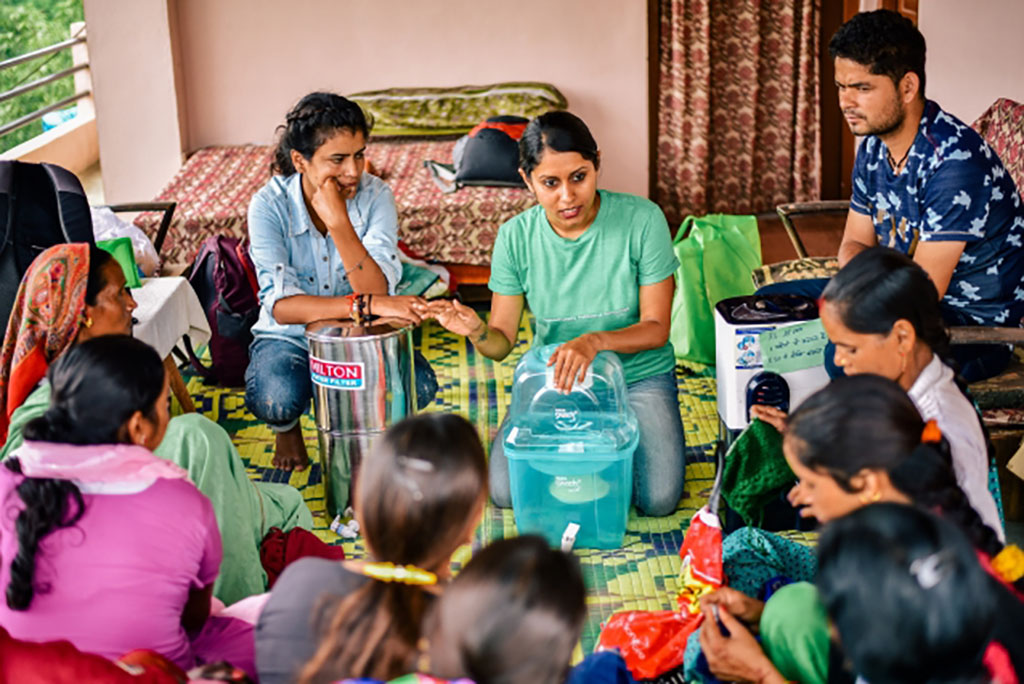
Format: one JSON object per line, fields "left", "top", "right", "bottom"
{"left": 503, "top": 344, "right": 639, "bottom": 454}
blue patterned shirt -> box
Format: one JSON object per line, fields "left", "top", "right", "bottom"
{"left": 851, "top": 100, "right": 1024, "bottom": 326}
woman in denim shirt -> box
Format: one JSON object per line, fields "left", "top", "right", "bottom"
{"left": 247, "top": 92, "right": 431, "bottom": 470}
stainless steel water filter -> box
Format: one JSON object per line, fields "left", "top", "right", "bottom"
{"left": 305, "top": 318, "right": 417, "bottom": 515}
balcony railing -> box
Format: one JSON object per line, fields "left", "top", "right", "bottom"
{"left": 0, "top": 30, "right": 90, "bottom": 139}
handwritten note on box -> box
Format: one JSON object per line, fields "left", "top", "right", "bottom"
{"left": 760, "top": 319, "right": 828, "bottom": 374}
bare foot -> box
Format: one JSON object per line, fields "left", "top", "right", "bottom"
{"left": 274, "top": 425, "right": 309, "bottom": 471}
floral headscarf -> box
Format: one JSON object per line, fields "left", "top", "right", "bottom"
{"left": 0, "top": 243, "right": 91, "bottom": 442}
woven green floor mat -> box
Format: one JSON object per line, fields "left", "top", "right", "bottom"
{"left": 184, "top": 319, "right": 738, "bottom": 654}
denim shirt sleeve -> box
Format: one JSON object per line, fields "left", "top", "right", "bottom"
{"left": 356, "top": 178, "right": 402, "bottom": 295}
{"left": 248, "top": 187, "right": 308, "bottom": 321}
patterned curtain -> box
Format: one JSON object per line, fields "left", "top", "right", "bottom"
{"left": 654, "top": 0, "right": 821, "bottom": 226}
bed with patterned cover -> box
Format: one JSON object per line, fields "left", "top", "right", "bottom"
{"left": 133, "top": 139, "right": 535, "bottom": 267}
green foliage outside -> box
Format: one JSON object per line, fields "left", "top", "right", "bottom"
{"left": 0, "top": 0, "right": 85, "bottom": 153}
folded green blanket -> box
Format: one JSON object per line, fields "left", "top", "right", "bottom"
{"left": 350, "top": 82, "right": 567, "bottom": 137}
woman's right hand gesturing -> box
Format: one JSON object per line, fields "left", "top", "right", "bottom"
{"left": 428, "top": 299, "right": 485, "bottom": 338}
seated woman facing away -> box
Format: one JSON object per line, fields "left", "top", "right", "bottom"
{"left": 753, "top": 246, "right": 1002, "bottom": 537}
{"left": 695, "top": 374, "right": 1023, "bottom": 684}
{"left": 256, "top": 413, "right": 488, "bottom": 684}
{"left": 430, "top": 111, "right": 685, "bottom": 516}
{"left": 0, "top": 243, "right": 314, "bottom": 605}
{"left": 328, "top": 535, "right": 590, "bottom": 684}
{"left": 815, "top": 505, "right": 1024, "bottom": 683}
{"left": 246, "top": 91, "right": 437, "bottom": 472}
{"left": 0, "top": 336, "right": 255, "bottom": 677}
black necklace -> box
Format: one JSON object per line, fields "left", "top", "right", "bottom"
{"left": 887, "top": 144, "right": 912, "bottom": 172}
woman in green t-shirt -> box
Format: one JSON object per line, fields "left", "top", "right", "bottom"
{"left": 430, "top": 112, "right": 685, "bottom": 516}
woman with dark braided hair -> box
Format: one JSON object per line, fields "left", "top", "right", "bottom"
{"left": 0, "top": 243, "right": 314, "bottom": 605}
{"left": 247, "top": 91, "right": 436, "bottom": 471}
{"left": 0, "top": 336, "right": 255, "bottom": 677}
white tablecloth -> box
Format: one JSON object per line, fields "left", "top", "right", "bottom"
{"left": 132, "top": 277, "right": 210, "bottom": 358}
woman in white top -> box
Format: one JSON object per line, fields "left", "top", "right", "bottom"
{"left": 754, "top": 246, "right": 1002, "bottom": 538}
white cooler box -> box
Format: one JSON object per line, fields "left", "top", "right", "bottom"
{"left": 715, "top": 294, "right": 830, "bottom": 432}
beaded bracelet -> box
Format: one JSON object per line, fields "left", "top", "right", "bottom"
{"left": 347, "top": 293, "right": 360, "bottom": 322}
{"left": 355, "top": 293, "right": 369, "bottom": 324}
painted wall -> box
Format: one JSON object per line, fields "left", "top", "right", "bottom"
{"left": 919, "top": 0, "right": 1024, "bottom": 124}
{"left": 82, "top": 0, "right": 186, "bottom": 203}
{"left": 173, "top": 0, "right": 649, "bottom": 195}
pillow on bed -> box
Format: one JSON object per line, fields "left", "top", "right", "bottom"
{"left": 349, "top": 82, "right": 566, "bottom": 137}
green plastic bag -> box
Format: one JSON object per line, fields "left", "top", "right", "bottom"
{"left": 670, "top": 214, "right": 761, "bottom": 364}
{"left": 96, "top": 237, "right": 142, "bottom": 289}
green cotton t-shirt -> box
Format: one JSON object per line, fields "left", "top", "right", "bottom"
{"left": 489, "top": 189, "right": 679, "bottom": 384}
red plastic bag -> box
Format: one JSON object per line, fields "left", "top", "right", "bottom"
{"left": 596, "top": 507, "right": 723, "bottom": 680}
{"left": 676, "top": 507, "right": 724, "bottom": 613}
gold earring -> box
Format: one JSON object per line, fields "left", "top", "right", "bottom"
{"left": 83, "top": 316, "right": 93, "bottom": 328}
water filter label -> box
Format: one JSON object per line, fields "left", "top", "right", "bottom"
{"left": 310, "top": 357, "right": 365, "bottom": 390}
{"left": 552, "top": 400, "right": 593, "bottom": 432}
{"left": 733, "top": 327, "right": 774, "bottom": 370}
{"left": 553, "top": 476, "right": 584, "bottom": 495}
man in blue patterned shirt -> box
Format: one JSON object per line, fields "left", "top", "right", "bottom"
{"left": 830, "top": 10, "right": 1024, "bottom": 380}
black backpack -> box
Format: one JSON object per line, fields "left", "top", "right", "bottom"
{"left": 424, "top": 115, "right": 529, "bottom": 193}
{"left": 0, "top": 161, "right": 95, "bottom": 331}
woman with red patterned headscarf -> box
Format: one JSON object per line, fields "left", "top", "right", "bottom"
{"left": 0, "top": 242, "right": 133, "bottom": 441}
{"left": 0, "top": 243, "right": 314, "bottom": 605}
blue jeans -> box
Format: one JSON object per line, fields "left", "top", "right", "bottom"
{"left": 245, "top": 337, "right": 438, "bottom": 432}
{"left": 756, "top": 278, "right": 1012, "bottom": 383}
{"left": 489, "top": 370, "right": 686, "bottom": 517}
